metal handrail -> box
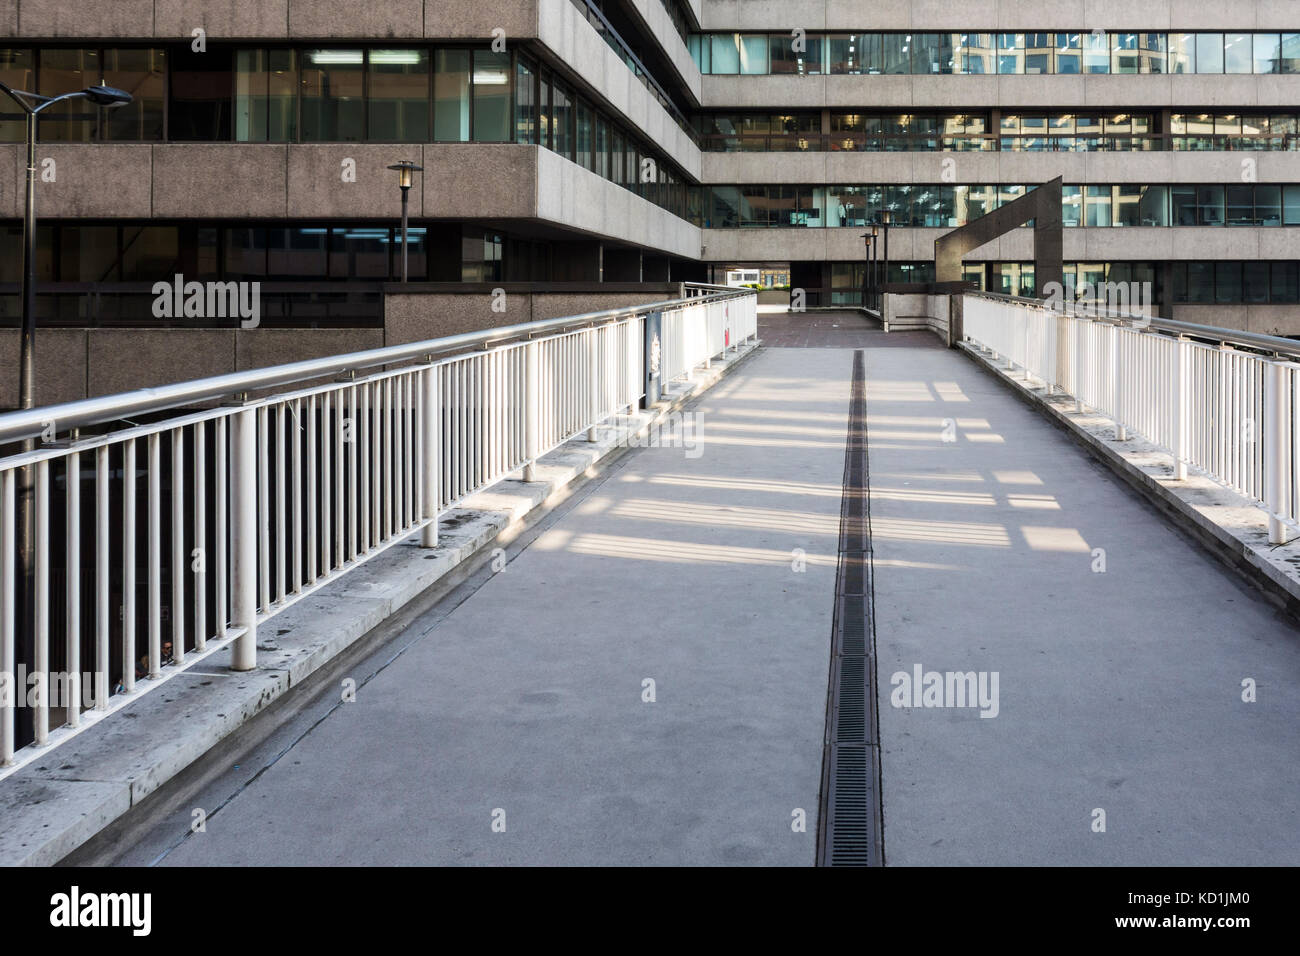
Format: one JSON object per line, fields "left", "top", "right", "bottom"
{"left": 0, "top": 288, "right": 751, "bottom": 445}
{"left": 967, "top": 289, "right": 1300, "bottom": 356}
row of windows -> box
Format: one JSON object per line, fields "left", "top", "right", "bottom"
{"left": 825, "top": 260, "right": 1300, "bottom": 305}
{"left": 698, "top": 111, "right": 1300, "bottom": 152}
{"left": 0, "top": 45, "right": 692, "bottom": 219}
{"left": 689, "top": 31, "right": 1300, "bottom": 76}
{"left": 0, "top": 222, "right": 518, "bottom": 285}
{"left": 696, "top": 184, "right": 1300, "bottom": 229}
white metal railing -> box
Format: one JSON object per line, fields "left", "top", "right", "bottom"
{"left": 962, "top": 291, "right": 1300, "bottom": 545}
{"left": 0, "top": 288, "right": 757, "bottom": 770}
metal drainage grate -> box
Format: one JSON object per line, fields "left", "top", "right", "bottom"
{"left": 817, "top": 349, "right": 884, "bottom": 867}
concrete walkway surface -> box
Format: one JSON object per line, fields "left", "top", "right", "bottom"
{"left": 104, "top": 313, "right": 1300, "bottom": 867}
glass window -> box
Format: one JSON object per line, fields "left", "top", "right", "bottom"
{"left": 1112, "top": 33, "right": 1140, "bottom": 74}
{"left": 267, "top": 227, "right": 327, "bottom": 278}
{"left": 225, "top": 227, "right": 268, "bottom": 279}
{"left": 1225, "top": 184, "right": 1255, "bottom": 225}
{"left": 551, "top": 82, "right": 571, "bottom": 159}
{"left": 962, "top": 33, "right": 996, "bottom": 74}
{"left": 1141, "top": 33, "right": 1167, "bottom": 73}
{"left": 0, "top": 48, "right": 33, "bottom": 143}
{"left": 1282, "top": 34, "right": 1300, "bottom": 73}
{"left": 1196, "top": 34, "right": 1224, "bottom": 73}
{"left": 1215, "top": 261, "right": 1242, "bottom": 302}
{"left": 997, "top": 34, "right": 1024, "bottom": 74}
{"left": 1084, "top": 185, "right": 1111, "bottom": 226}
{"left": 1061, "top": 185, "right": 1082, "bottom": 227}
{"left": 234, "top": 49, "right": 297, "bottom": 142}
{"left": 575, "top": 99, "right": 593, "bottom": 171}
{"left": 912, "top": 34, "right": 946, "bottom": 74}
{"left": 330, "top": 226, "right": 389, "bottom": 278}
{"left": 827, "top": 34, "right": 875, "bottom": 74}
{"left": 1185, "top": 261, "right": 1214, "bottom": 302}
{"left": 39, "top": 49, "right": 99, "bottom": 141}
{"left": 1198, "top": 185, "right": 1225, "bottom": 225}
{"left": 60, "top": 225, "right": 119, "bottom": 281}
{"left": 101, "top": 48, "right": 166, "bottom": 141}
{"left": 301, "top": 49, "right": 364, "bottom": 142}
{"left": 1053, "top": 33, "right": 1081, "bottom": 74}
{"left": 881, "top": 34, "right": 911, "bottom": 74}
{"left": 1224, "top": 33, "right": 1252, "bottom": 73}
{"left": 513, "top": 57, "right": 535, "bottom": 145}
{"left": 1272, "top": 262, "right": 1299, "bottom": 302}
{"left": 595, "top": 113, "right": 609, "bottom": 179}
{"left": 121, "top": 225, "right": 179, "bottom": 280}
{"left": 1253, "top": 34, "right": 1281, "bottom": 73}
{"left": 1083, "top": 32, "right": 1110, "bottom": 73}
{"left": 739, "top": 35, "right": 768, "bottom": 74}
{"left": 1240, "top": 262, "right": 1269, "bottom": 303}
{"left": 433, "top": 49, "right": 470, "bottom": 142}
{"left": 710, "top": 34, "right": 740, "bottom": 74}
{"left": 1254, "top": 184, "right": 1282, "bottom": 225}
{"left": 1284, "top": 185, "right": 1300, "bottom": 226}
{"left": 368, "top": 49, "right": 428, "bottom": 142}
{"left": 1138, "top": 185, "right": 1169, "bottom": 226}
{"left": 1024, "top": 33, "right": 1053, "bottom": 74}
{"left": 1113, "top": 185, "right": 1143, "bottom": 226}
{"left": 168, "top": 46, "right": 232, "bottom": 141}
{"left": 471, "top": 50, "right": 510, "bottom": 142}
{"left": 1171, "top": 186, "right": 1197, "bottom": 225}
{"left": 770, "top": 32, "right": 822, "bottom": 74}
{"left": 1169, "top": 34, "right": 1195, "bottom": 73}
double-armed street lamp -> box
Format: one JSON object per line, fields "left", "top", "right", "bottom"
{"left": 387, "top": 160, "right": 425, "bottom": 283}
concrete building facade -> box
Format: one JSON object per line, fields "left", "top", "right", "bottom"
{"left": 2, "top": 0, "right": 1300, "bottom": 402}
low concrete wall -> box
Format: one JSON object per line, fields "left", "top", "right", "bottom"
{"left": 882, "top": 292, "right": 951, "bottom": 341}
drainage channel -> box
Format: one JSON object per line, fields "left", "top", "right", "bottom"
{"left": 816, "top": 348, "right": 885, "bottom": 867}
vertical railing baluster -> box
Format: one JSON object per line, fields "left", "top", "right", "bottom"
{"left": 214, "top": 419, "right": 227, "bottom": 637}
{"left": 122, "top": 439, "right": 137, "bottom": 693}
{"left": 147, "top": 433, "right": 161, "bottom": 679}
{"left": 194, "top": 423, "right": 206, "bottom": 651}
{"left": 257, "top": 406, "right": 269, "bottom": 612}
{"left": 307, "top": 394, "right": 318, "bottom": 584}
{"left": 66, "top": 450, "right": 81, "bottom": 726}
{"left": 1, "top": 470, "right": 13, "bottom": 762}
{"left": 34, "top": 459, "right": 49, "bottom": 743}
{"left": 171, "top": 428, "right": 185, "bottom": 666}
{"left": 95, "top": 446, "right": 109, "bottom": 708}
{"left": 276, "top": 405, "right": 286, "bottom": 603}
{"left": 230, "top": 407, "right": 257, "bottom": 671}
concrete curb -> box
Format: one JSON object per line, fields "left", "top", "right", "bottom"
{"left": 959, "top": 340, "right": 1300, "bottom": 615}
{"left": 0, "top": 341, "right": 761, "bottom": 867}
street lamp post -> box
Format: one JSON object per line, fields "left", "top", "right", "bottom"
{"left": 859, "top": 232, "right": 871, "bottom": 310}
{"left": 0, "top": 81, "right": 131, "bottom": 742}
{"left": 387, "top": 161, "right": 425, "bottom": 282}
{"left": 870, "top": 225, "right": 880, "bottom": 311}
{"left": 880, "top": 210, "right": 892, "bottom": 308}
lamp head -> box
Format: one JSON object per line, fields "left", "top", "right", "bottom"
{"left": 83, "top": 85, "right": 132, "bottom": 107}
{"left": 387, "top": 160, "right": 425, "bottom": 189}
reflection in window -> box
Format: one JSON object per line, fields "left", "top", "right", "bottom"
{"left": 471, "top": 50, "right": 510, "bottom": 142}
{"left": 234, "top": 49, "right": 296, "bottom": 142}
{"left": 301, "top": 49, "right": 364, "bottom": 142}
{"left": 368, "top": 50, "right": 428, "bottom": 142}
{"left": 433, "top": 49, "right": 469, "bottom": 142}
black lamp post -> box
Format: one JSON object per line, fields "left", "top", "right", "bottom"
{"left": 870, "top": 225, "right": 880, "bottom": 310}
{"left": 387, "top": 161, "right": 424, "bottom": 282}
{"left": 859, "top": 232, "right": 873, "bottom": 310}
{"left": 880, "top": 209, "right": 892, "bottom": 299}
{"left": 0, "top": 80, "right": 131, "bottom": 743}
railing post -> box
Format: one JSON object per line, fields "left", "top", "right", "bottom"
{"left": 230, "top": 405, "right": 258, "bottom": 671}
{"left": 1264, "top": 359, "right": 1290, "bottom": 545}
{"left": 1074, "top": 317, "right": 1085, "bottom": 413}
{"left": 421, "top": 363, "right": 440, "bottom": 548}
{"left": 1174, "top": 335, "right": 1189, "bottom": 481}
{"left": 523, "top": 340, "right": 540, "bottom": 482}
{"left": 587, "top": 327, "right": 599, "bottom": 442}
{"left": 1110, "top": 325, "right": 1127, "bottom": 441}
